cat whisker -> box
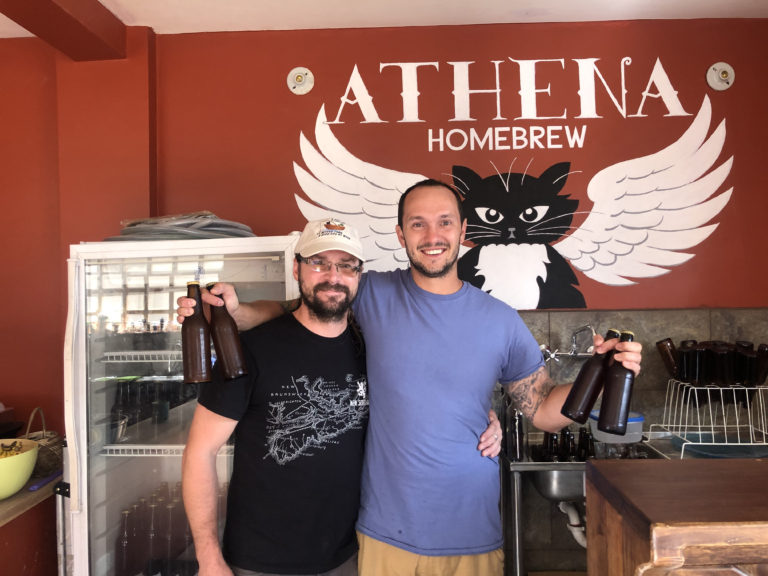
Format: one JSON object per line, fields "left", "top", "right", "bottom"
{"left": 465, "top": 227, "right": 501, "bottom": 235}
{"left": 521, "top": 158, "right": 533, "bottom": 186}
{"left": 489, "top": 160, "right": 513, "bottom": 193}
{"left": 465, "top": 233, "right": 504, "bottom": 241}
{"left": 466, "top": 223, "right": 501, "bottom": 233}
{"left": 527, "top": 231, "right": 573, "bottom": 240}
{"left": 526, "top": 210, "right": 602, "bottom": 232}
{"left": 465, "top": 228, "right": 501, "bottom": 236}
{"left": 447, "top": 173, "right": 469, "bottom": 196}
{"left": 527, "top": 225, "right": 584, "bottom": 237}
{"left": 553, "top": 170, "right": 583, "bottom": 185}
{"left": 528, "top": 226, "right": 573, "bottom": 234}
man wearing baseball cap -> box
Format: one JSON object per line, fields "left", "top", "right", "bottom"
{"left": 183, "top": 218, "right": 367, "bottom": 576}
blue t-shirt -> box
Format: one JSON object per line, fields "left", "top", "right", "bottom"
{"left": 352, "top": 268, "right": 543, "bottom": 555}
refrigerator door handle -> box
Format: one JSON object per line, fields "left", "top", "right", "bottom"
{"left": 63, "top": 257, "right": 82, "bottom": 512}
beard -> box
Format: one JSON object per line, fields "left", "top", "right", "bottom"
{"left": 405, "top": 241, "right": 460, "bottom": 279}
{"left": 298, "top": 277, "right": 354, "bottom": 321}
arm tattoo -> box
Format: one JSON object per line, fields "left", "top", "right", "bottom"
{"left": 505, "top": 366, "right": 556, "bottom": 421}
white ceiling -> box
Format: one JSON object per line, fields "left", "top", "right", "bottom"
{"left": 2, "top": 0, "right": 768, "bottom": 38}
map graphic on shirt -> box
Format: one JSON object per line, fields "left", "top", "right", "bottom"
{"left": 265, "top": 373, "right": 368, "bottom": 465}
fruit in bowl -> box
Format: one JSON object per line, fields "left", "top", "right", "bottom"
{"left": 0, "top": 439, "right": 39, "bottom": 500}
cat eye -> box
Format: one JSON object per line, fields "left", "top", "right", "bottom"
{"left": 519, "top": 205, "right": 549, "bottom": 223}
{"left": 475, "top": 207, "right": 504, "bottom": 225}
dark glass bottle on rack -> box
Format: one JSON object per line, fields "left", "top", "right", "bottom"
{"left": 145, "top": 502, "right": 161, "bottom": 576}
{"left": 206, "top": 283, "right": 247, "bottom": 380}
{"left": 757, "top": 343, "right": 768, "bottom": 386}
{"left": 162, "top": 502, "right": 179, "bottom": 576}
{"left": 114, "top": 509, "right": 133, "bottom": 576}
{"left": 547, "top": 432, "right": 560, "bottom": 462}
{"left": 677, "top": 341, "right": 696, "bottom": 383}
{"left": 655, "top": 338, "right": 678, "bottom": 379}
{"left": 561, "top": 329, "right": 621, "bottom": 423}
{"left": 181, "top": 281, "right": 212, "bottom": 383}
{"left": 598, "top": 331, "right": 635, "bottom": 435}
{"left": 576, "top": 427, "right": 595, "bottom": 461}
{"left": 559, "top": 428, "right": 576, "bottom": 462}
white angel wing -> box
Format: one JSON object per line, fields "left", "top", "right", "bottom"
{"left": 293, "top": 106, "right": 425, "bottom": 271}
{"left": 554, "top": 96, "right": 733, "bottom": 286}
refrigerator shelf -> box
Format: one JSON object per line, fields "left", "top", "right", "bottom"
{"left": 99, "top": 350, "right": 182, "bottom": 363}
{"left": 101, "top": 444, "right": 234, "bottom": 457}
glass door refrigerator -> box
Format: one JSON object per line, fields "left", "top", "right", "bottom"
{"left": 59, "top": 235, "right": 300, "bottom": 576}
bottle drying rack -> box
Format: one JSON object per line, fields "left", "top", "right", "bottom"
{"left": 646, "top": 379, "right": 768, "bottom": 459}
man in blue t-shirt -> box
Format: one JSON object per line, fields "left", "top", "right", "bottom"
{"left": 179, "top": 181, "right": 643, "bottom": 576}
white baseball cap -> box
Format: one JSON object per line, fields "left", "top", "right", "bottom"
{"left": 295, "top": 218, "right": 364, "bottom": 261}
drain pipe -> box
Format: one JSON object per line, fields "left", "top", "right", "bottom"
{"left": 558, "top": 502, "right": 587, "bottom": 548}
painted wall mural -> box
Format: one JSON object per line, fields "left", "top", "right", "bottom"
{"left": 292, "top": 96, "right": 731, "bottom": 310}
{"left": 153, "top": 19, "right": 768, "bottom": 309}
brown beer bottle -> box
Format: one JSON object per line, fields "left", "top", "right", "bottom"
{"left": 114, "top": 509, "right": 132, "bottom": 576}
{"left": 181, "top": 282, "right": 212, "bottom": 383}
{"left": 560, "top": 329, "right": 621, "bottom": 423}
{"left": 144, "top": 503, "right": 161, "bottom": 576}
{"left": 206, "top": 283, "right": 247, "bottom": 379}
{"left": 655, "top": 338, "right": 679, "bottom": 379}
{"left": 598, "top": 331, "right": 635, "bottom": 436}
{"left": 162, "top": 502, "right": 178, "bottom": 576}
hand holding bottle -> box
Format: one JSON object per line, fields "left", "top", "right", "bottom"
{"left": 176, "top": 282, "right": 240, "bottom": 325}
{"left": 593, "top": 331, "right": 643, "bottom": 376}
{"left": 561, "top": 329, "right": 620, "bottom": 423}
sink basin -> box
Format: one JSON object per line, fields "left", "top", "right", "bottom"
{"left": 531, "top": 469, "right": 584, "bottom": 502}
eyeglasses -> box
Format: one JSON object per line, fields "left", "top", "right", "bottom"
{"left": 298, "top": 256, "right": 362, "bottom": 276}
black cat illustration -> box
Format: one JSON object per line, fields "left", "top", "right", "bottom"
{"left": 454, "top": 163, "right": 586, "bottom": 309}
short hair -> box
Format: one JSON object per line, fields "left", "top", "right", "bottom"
{"left": 397, "top": 179, "right": 465, "bottom": 228}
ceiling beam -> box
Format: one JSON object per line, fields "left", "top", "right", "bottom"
{"left": 0, "top": 0, "right": 125, "bottom": 61}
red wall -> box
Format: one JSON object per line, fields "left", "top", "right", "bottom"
{"left": 0, "top": 28, "right": 155, "bottom": 576}
{"left": 0, "top": 39, "right": 61, "bottom": 441}
{"left": 0, "top": 18, "right": 767, "bottom": 574}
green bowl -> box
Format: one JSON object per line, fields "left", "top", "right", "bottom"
{"left": 0, "top": 439, "right": 39, "bottom": 500}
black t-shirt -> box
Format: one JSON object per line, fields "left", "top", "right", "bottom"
{"left": 198, "top": 313, "right": 368, "bottom": 574}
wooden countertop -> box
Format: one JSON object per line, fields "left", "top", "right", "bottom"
{"left": 586, "top": 458, "right": 768, "bottom": 533}
{"left": 0, "top": 473, "right": 61, "bottom": 528}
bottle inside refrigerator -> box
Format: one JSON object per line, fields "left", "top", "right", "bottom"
{"left": 61, "top": 235, "right": 299, "bottom": 576}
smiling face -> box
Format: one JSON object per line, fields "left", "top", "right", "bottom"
{"left": 293, "top": 249, "right": 361, "bottom": 321}
{"left": 396, "top": 184, "right": 467, "bottom": 286}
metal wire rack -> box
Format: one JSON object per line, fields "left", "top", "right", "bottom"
{"left": 646, "top": 379, "right": 768, "bottom": 458}
{"left": 99, "top": 350, "right": 182, "bottom": 363}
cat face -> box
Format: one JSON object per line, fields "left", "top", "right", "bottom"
{"left": 453, "top": 163, "right": 578, "bottom": 246}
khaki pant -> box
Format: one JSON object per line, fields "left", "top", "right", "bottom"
{"left": 357, "top": 532, "right": 503, "bottom": 576}
{"left": 232, "top": 553, "right": 358, "bottom": 576}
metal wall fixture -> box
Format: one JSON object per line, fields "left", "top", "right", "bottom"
{"left": 287, "top": 67, "right": 315, "bottom": 95}
{"left": 706, "top": 62, "right": 734, "bottom": 91}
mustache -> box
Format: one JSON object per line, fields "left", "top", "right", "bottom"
{"left": 313, "top": 282, "right": 350, "bottom": 296}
